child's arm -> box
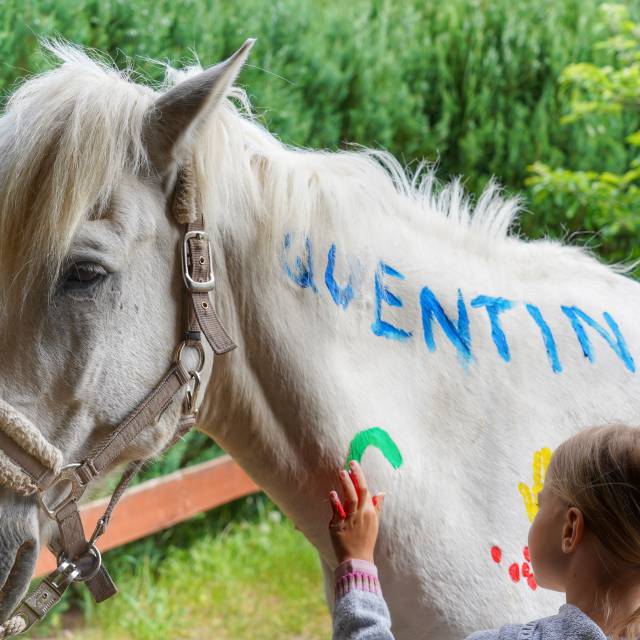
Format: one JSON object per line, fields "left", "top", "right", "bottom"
{"left": 329, "top": 460, "right": 394, "bottom": 639}
{"left": 327, "top": 462, "right": 506, "bottom": 640}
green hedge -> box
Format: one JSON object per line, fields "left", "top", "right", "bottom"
{"left": 1, "top": 0, "right": 637, "bottom": 193}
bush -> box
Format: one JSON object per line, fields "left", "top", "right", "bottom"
{"left": 526, "top": 3, "right": 640, "bottom": 269}
{"left": 1, "top": 0, "right": 637, "bottom": 203}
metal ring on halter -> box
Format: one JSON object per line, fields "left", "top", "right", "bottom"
{"left": 173, "top": 340, "right": 206, "bottom": 374}
{"left": 37, "top": 464, "right": 85, "bottom": 520}
{"left": 56, "top": 544, "right": 102, "bottom": 585}
{"left": 49, "top": 559, "right": 81, "bottom": 591}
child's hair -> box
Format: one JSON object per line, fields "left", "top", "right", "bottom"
{"left": 545, "top": 424, "right": 640, "bottom": 639}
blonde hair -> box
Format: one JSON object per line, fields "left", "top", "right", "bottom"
{"left": 546, "top": 424, "right": 640, "bottom": 639}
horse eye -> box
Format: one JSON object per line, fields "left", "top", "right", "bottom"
{"left": 62, "top": 261, "right": 108, "bottom": 290}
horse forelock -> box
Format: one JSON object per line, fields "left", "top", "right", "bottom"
{"left": 0, "top": 41, "right": 154, "bottom": 305}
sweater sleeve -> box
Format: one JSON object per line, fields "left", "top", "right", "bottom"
{"left": 465, "top": 623, "right": 523, "bottom": 640}
{"left": 332, "top": 559, "right": 395, "bottom": 640}
{"left": 465, "top": 630, "right": 500, "bottom": 640}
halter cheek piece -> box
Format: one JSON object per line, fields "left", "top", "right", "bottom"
{"left": 0, "top": 166, "right": 236, "bottom": 638}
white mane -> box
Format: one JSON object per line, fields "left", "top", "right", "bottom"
{"left": 0, "top": 42, "right": 612, "bottom": 303}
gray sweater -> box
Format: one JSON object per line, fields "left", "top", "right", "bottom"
{"left": 332, "top": 560, "right": 608, "bottom": 640}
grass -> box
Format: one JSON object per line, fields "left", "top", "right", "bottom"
{"left": 33, "top": 498, "right": 331, "bottom": 640}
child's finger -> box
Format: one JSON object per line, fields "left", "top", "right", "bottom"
{"left": 372, "top": 492, "right": 386, "bottom": 513}
{"left": 339, "top": 469, "right": 358, "bottom": 515}
{"left": 349, "top": 460, "right": 370, "bottom": 505}
{"left": 329, "top": 490, "right": 347, "bottom": 520}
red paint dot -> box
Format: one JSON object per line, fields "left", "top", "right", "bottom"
{"left": 523, "top": 546, "right": 531, "bottom": 562}
{"left": 522, "top": 562, "right": 531, "bottom": 578}
{"left": 527, "top": 574, "right": 537, "bottom": 590}
{"left": 490, "top": 546, "right": 502, "bottom": 563}
{"left": 508, "top": 562, "right": 520, "bottom": 582}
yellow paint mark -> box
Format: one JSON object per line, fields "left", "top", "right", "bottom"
{"left": 518, "top": 447, "right": 552, "bottom": 523}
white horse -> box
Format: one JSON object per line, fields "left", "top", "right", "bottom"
{"left": 1, "top": 41, "right": 639, "bottom": 639}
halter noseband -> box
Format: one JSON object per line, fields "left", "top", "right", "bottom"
{"left": 0, "top": 165, "right": 236, "bottom": 638}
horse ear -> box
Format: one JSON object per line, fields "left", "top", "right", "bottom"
{"left": 143, "top": 38, "right": 255, "bottom": 175}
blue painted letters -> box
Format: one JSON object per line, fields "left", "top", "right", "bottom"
{"left": 471, "top": 295, "right": 514, "bottom": 362}
{"left": 420, "top": 287, "right": 472, "bottom": 362}
{"left": 525, "top": 304, "right": 562, "bottom": 374}
{"left": 282, "top": 233, "right": 318, "bottom": 292}
{"left": 371, "top": 262, "right": 412, "bottom": 341}
{"left": 281, "top": 233, "right": 636, "bottom": 375}
{"left": 325, "top": 244, "right": 355, "bottom": 310}
{"left": 561, "top": 305, "right": 635, "bottom": 373}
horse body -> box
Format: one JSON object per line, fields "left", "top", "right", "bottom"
{"left": 0, "top": 42, "right": 638, "bottom": 638}
{"left": 201, "top": 143, "right": 640, "bottom": 636}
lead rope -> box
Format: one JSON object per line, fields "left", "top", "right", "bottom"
{"left": 0, "top": 617, "right": 26, "bottom": 639}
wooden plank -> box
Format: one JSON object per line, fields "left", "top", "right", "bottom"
{"left": 35, "top": 455, "right": 259, "bottom": 577}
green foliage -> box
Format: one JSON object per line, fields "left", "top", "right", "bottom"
{"left": 0, "top": 0, "right": 637, "bottom": 263}
{"left": 526, "top": 3, "right": 640, "bottom": 268}
{"left": 0, "top": 0, "right": 635, "bottom": 194}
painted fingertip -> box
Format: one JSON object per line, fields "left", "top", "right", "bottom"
{"left": 350, "top": 460, "right": 357, "bottom": 469}
{"left": 373, "top": 493, "right": 385, "bottom": 508}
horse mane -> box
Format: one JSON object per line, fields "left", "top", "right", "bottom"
{"left": 196, "top": 93, "right": 614, "bottom": 280}
{"left": 192, "top": 85, "right": 524, "bottom": 249}
{"left": 0, "top": 42, "right": 615, "bottom": 306}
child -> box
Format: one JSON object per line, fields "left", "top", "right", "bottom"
{"left": 328, "top": 425, "right": 640, "bottom": 639}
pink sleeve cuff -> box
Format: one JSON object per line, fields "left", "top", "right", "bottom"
{"left": 334, "top": 559, "right": 382, "bottom": 598}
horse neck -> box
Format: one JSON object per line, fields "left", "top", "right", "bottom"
{"left": 191, "top": 128, "right": 530, "bottom": 548}
{"left": 192, "top": 143, "right": 434, "bottom": 547}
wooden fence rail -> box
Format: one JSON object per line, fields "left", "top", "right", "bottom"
{"left": 35, "top": 455, "right": 260, "bottom": 577}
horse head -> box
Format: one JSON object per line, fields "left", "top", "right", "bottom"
{"left": 0, "top": 40, "right": 253, "bottom": 621}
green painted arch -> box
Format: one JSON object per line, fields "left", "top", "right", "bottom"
{"left": 345, "top": 427, "right": 403, "bottom": 470}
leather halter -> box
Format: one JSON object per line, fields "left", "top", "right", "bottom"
{"left": 0, "top": 166, "right": 236, "bottom": 637}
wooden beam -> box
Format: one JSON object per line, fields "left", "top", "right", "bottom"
{"left": 35, "top": 455, "right": 259, "bottom": 577}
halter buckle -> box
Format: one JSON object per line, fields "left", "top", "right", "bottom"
{"left": 36, "top": 464, "right": 86, "bottom": 520}
{"left": 182, "top": 231, "right": 215, "bottom": 292}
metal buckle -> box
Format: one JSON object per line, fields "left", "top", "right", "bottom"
{"left": 49, "top": 558, "right": 82, "bottom": 590}
{"left": 182, "top": 231, "right": 215, "bottom": 292}
{"left": 36, "top": 464, "right": 86, "bottom": 520}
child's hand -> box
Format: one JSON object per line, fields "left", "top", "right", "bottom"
{"left": 328, "top": 460, "right": 385, "bottom": 565}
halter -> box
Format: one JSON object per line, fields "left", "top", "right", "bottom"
{"left": 0, "top": 165, "right": 236, "bottom": 638}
